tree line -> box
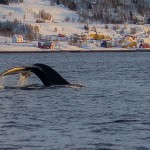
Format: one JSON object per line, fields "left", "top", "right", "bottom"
{"left": 0, "top": 0, "right": 24, "bottom": 5}
{"left": 50, "top": 0, "right": 150, "bottom": 24}
{"left": 0, "top": 19, "right": 40, "bottom": 40}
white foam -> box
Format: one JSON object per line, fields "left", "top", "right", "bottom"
{"left": 18, "top": 74, "right": 28, "bottom": 87}
{"left": 0, "top": 76, "right": 5, "bottom": 89}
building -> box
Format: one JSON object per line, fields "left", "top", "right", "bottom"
{"left": 12, "top": 34, "right": 24, "bottom": 43}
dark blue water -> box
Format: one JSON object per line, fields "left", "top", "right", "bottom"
{"left": 0, "top": 52, "right": 150, "bottom": 150}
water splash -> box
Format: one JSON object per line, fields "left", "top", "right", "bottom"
{"left": 66, "top": 83, "right": 85, "bottom": 88}
{"left": 0, "top": 76, "right": 5, "bottom": 89}
{"left": 18, "top": 74, "right": 28, "bottom": 87}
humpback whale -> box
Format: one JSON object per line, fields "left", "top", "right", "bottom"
{"left": 0, "top": 63, "right": 70, "bottom": 86}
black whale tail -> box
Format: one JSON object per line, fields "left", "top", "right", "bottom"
{"left": 0, "top": 63, "right": 70, "bottom": 86}
{"left": 32, "top": 63, "right": 70, "bottom": 86}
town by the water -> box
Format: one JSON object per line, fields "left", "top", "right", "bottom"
{"left": 0, "top": 0, "right": 150, "bottom": 52}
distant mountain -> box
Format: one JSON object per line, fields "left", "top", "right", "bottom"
{"left": 0, "top": 0, "right": 149, "bottom": 41}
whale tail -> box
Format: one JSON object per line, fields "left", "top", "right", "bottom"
{"left": 0, "top": 64, "right": 70, "bottom": 86}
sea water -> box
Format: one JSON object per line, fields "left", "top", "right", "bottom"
{"left": 0, "top": 52, "right": 150, "bottom": 150}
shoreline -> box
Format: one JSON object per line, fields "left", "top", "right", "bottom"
{"left": 0, "top": 49, "right": 150, "bottom": 53}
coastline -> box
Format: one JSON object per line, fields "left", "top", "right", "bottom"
{"left": 0, "top": 48, "right": 150, "bottom": 53}
{"left": 0, "top": 42, "right": 149, "bottom": 53}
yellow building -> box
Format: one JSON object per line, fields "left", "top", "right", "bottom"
{"left": 122, "top": 42, "right": 137, "bottom": 48}
{"left": 90, "top": 34, "right": 104, "bottom": 40}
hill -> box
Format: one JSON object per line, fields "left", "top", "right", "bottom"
{"left": 0, "top": 0, "right": 81, "bottom": 38}
{"left": 0, "top": 0, "right": 149, "bottom": 52}
{"left": 59, "top": 0, "right": 150, "bottom": 24}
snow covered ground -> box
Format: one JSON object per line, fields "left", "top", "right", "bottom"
{"left": 0, "top": 0, "right": 150, "bottom": 52}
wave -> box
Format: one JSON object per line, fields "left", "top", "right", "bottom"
{"left": 0, "top": 83, "right": 84, "bottom": 91}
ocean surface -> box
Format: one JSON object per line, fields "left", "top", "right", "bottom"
{"left": 0, "top": 52, "right": 150, "bottom": 150}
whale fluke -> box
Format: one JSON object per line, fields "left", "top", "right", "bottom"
{"left": 0, "top": 63, "right": 70, "bottom": 86}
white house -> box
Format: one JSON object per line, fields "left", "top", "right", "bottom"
{"left": 12, "top": 34, "right": 24, "bottom": 43}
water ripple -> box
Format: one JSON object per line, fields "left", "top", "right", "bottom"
{"left": 0, "top": 53, "right": 150, "bottom": 150}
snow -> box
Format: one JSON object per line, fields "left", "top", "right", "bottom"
{"left": 0, "top": 0, "right": 150, "bottom": 52}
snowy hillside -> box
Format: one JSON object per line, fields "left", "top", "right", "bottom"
{"left": 0, "top": 0, "right": 149, "bottom": 52}
{"left": 0, "top": 0, "right": 82, "bottom": 36}
{"left": 58, "top": 0, "right": 150, "bottom": 24}
{"left": 0, "top": 0, "right": 149, "bottom": 37}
